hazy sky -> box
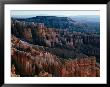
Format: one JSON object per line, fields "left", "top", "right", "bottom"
{"left": 11, "top": 10, "right": 99, "bottom": 18}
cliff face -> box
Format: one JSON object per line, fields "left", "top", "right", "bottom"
{"left": 11, "top": 35, "right": 100, "bottom": 77}
{"left": 11, "top": 19, "right": 100, "bottom": 61}
{"left": 11, "top": 16, "right": 100, "bottom": 77}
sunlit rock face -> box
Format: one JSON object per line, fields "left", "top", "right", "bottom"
{"left": 11, "top": 20, "right": 99, "bottom": 57}
{"left": 11, "top": 35, "right": 100, "bottom": 77}
{"left": 11, "top": 17, "right": 100, "bottom": 77}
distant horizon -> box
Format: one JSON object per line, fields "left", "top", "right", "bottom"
{"left": 11, "top": 15, "right": 100, "bottom": 18}
{"left": 11, "top": 10, "right": 100, "bottom": 18}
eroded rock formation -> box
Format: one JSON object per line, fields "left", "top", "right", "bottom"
{"left": 11, "top": 35, "right": 100, "bottom": 77}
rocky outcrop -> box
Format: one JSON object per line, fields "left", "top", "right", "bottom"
{"left": 11, "top": 18, "right": 100, "bottom": 62}
{"left": 11, "top": 16, "right": 100, "bottom": 77}
{"left": 11, "top": 20, "right": 99, "bottom": 46}
{"left": 11, "top": 35, "right": 100, "bottom": 77}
